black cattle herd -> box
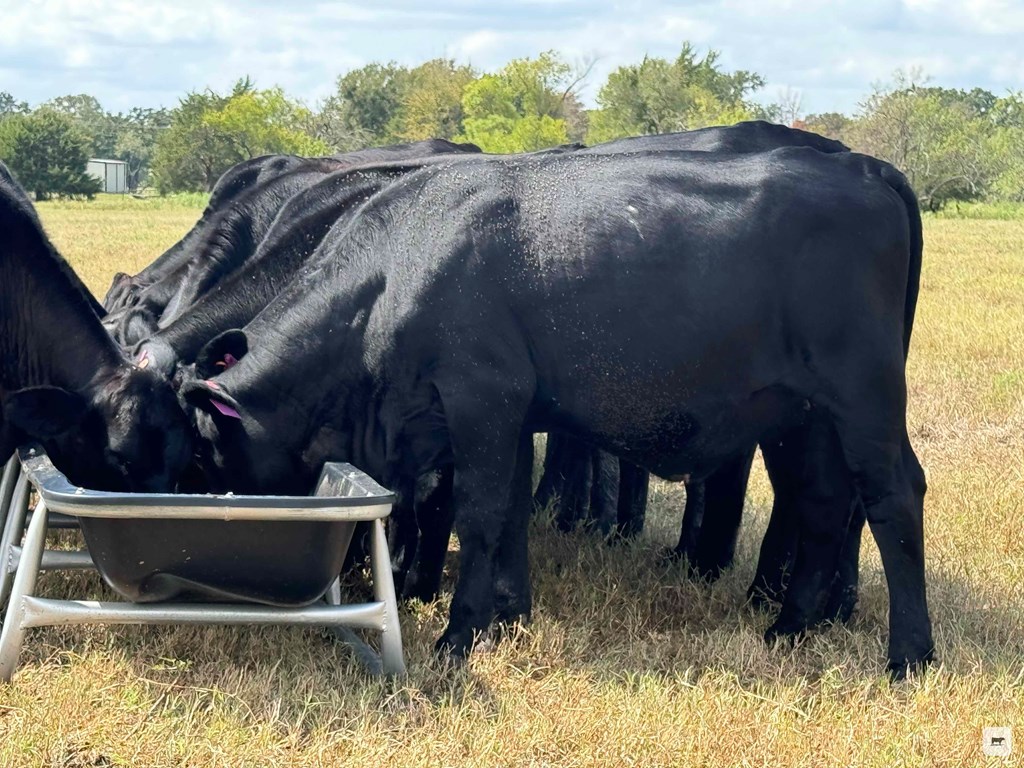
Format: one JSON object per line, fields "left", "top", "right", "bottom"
{"left": 0, "top": 121, "right": 933, "bottom": 677}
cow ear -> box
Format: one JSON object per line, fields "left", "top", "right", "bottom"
{"left": 118, "top": 307, "right": 159, "bottom": 347}
{"left": 182, "top": 379, "right": 244, "bottom": 423}
{"left": 4, "top": 386, "right": 88, "bottom": 438}
{"left": 196, "top": 330, "right": 249, "bottom": 379}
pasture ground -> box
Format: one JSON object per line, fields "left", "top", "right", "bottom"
{"left": 0, "top": 196, "right": 1021, "bottom": 767}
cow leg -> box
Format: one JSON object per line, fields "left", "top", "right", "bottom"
{"left": 812, "top": 347, "right": 932, "bottom": 676}
{"left": 494, "top": 430, "right": 535, "bottom": 625}
{"left": 748, "top": 490, "right": 865, "bottom": 623}
{"left": 671, "top": 481, "right": 705, "bottom": 564}
{"left": 403, "top": 466, "right": 455, "bottom": 603}
{"left": 435, "top": 382, "right": 531, "bottom": 659}
{"left": 615, "top": 460, "right": 648, "bottom": 538}
{"left": 533, "top": 432, "right": 573, "bottom": 511}
{"left": 748, "top": 440, "right": 803, "bottom": 610}
{"left": 535, "top": 433, "right": 594, "bottom": 531}
{"left": 689, "top": 447, "right": 756, "bottom": 581}
{"left": 823, "top": 500, "right": 865, "bottom": 623}
{"left": 763, "top": 413, "right": 854, "bottom": 643}
{"left": 856, "top": 433, "right": 932, "bottom": 677}
{"left": 386, "top": 482, "right": 419, "bottom": 596}
{"left": 556, "top": 439, "right": 595, "bottom": 532}
{"left": 589, "top": 450, "right": 620, "bottom": 536}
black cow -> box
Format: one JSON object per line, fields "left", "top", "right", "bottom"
{"left": 1, "top": 164, "right": 193, "bottom": 492}
{"left": 107, "top": 141, "right": 483, "bottom": 347}
{"left": 540, "top": 120, "right": 850, "bottom": 541}
{"left": 180, "top": 148, "right": 932, "bottom": 675}
{"left": 103, "top": 154, "right": 309, "bottom": 312}
{"left": 106, "top": 158, "right": 346, "bottom": 346}
{"left": 133, "top": 149, "right": 484, "bottom": 377}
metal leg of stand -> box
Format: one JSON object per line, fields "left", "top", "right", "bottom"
{"left": 371, "top": 518, "right": 405, "bottom": 676}
{"left": 0, "top": 473, "right": 31, "bottom": 610}
{"left": 327, "top": 578, "right": 342, "bottom": 606}
{"left": 0, "top": 456, "right": 18, "bottom": 550}
{"left": 0, "top": 499, "right": 48, "bottom": 681}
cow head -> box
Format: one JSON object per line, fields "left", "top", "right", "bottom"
{"left": 133, "top": 337, "right": 182, "bottom": 380}
{"left": 180, "top": 329, "right": 304, "bottom": 494}
{"left": 4, "top": 365, "right": 195, "bottom": 493}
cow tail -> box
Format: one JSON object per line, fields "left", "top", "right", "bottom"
{"left": 881, "top": 164, "right": 923, "bottom": 360}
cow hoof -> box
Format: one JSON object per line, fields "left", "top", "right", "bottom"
{"left": 434, "top": 629, "right": 475, "bottom": 661}
{"left": 494, "top": 605, "right": 531, "bottom": 627}
{"left": 823, "top": 586, "right": 858, "bottom": 624}
{"left": 887, "top": 648, "right": 935, "bottom": 682}
{"left": 763, "top": 620, "right": 806, "bottom": 648}
{"left": 747, "top": 588, "right": 779, "bottom": 614}
{"left": 491, "top": 611, "right": 531, "bottom": 646}
{"left": 688, "top": 562, "right": 724, "bottom": 585}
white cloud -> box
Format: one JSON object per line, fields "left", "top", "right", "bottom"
{"left": 0, "top": 0, "right": 1019, "bottom": 117}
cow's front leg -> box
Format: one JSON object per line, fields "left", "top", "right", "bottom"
{"left": 433, "top": 379, "right": 532, "bottom": 660}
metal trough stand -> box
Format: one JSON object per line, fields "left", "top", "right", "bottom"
{"left": 0, "top": 448, "right": 406, "bottom": 681}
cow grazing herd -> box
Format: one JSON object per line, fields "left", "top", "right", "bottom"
{"left": 0, "top": 121, "right": 932, "bottom": 677}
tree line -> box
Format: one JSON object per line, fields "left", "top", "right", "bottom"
{"left": 1, "top": 46, "right": 1021, "bottom": 209}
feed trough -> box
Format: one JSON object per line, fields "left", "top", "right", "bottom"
{"left": 0, "top": 446, "right": 405, "bottom": 680}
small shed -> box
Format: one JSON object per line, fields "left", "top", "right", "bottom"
{"left": 86, "top": 158, "right": 127, "bottom": 194}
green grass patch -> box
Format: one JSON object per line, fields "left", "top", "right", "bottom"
{"left": 927, "top": 200, "right": 1024, "bottom": 220}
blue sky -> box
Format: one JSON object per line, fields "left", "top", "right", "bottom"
{"left": 1, "top": 0, "right": 1022, "bottom": 117}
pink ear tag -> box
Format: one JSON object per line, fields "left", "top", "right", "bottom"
{"left": 203, "top": 380, "right": 241, "bottom": 419}
{"left": 211, "top": 399, "right": 241, "bottom": 419}
{"left": 136, "top": 350, "right": 151, "bottom": 369}
{"left": 215, "top": 352, "right": 239, "bottom": 370}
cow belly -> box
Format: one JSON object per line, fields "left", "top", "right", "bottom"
{"left": 541, "top": 382, "right": 809, "bottom": 482}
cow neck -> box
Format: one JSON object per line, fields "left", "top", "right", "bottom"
{"left": 0, "top": 208, "right": 125, "bottom": 396}
{"left": 296, "top": 379, "right": 389, "bottom": 485}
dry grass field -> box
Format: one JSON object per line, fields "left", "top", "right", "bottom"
{"left": 0, "top": 196, "right": 1021, "bottom": 767}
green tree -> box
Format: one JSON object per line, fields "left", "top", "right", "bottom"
{"left": 317, "top": 63, "right": 411, "bottom": 150}
{"left": 0, "top": 92, "right": 29, "bottom": 118}
{"left": 587, "top": 44, "right": 764, "bottom": 143}
{"left": 0, "top": 109, "right": 100, "bottom": 200}
{"left": 152, "top": 80, "right": 329, "bottom": 193}
{"left": 115, "top": 107, "right": 172, "bottom": 191}
{"left": 800, "top": 112, "right": 852, "bottom": 141}
{"left": 203, "top": 88, "right": 329, "bottom": 158}
{"left": 986, "top": 93, "right": 1024, "bottom": 201}
{"left": 846, "top": 73, "right": 998, "bottom": 209}
{"left": 457, "top": 52, "right": 578, "bottom": 153}
{"left": 150, "top": 89, "right": 232, "bottom": 193}
{"left": 43, "top": 94, "right": 119, "bottom": 158}
{"left": 398, "top": 59, "right": 475, "bottom": 141}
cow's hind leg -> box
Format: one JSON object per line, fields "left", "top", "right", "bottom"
{"left": 749, "top": 441, "right": 865, "bottom": 623}
{"left": 815, "top": 362, "right": 933, "bottom": 677}
{"left": 588, "top": 450, "right": 620, "bottom": 536}
{"left": 689, "top": 447, "right": 756, "bottom": 581}
{"left": 747, "top": 442, "right": 801, "bottom": 611}
{"left": 615, "top": 460, "right": 648, "bottom": 538}
{"left": 763, "top": 412, "right": 855, "bottom": 643}
{"left": 535, "top": 433, "right": 593, "bottom": 531}
{"left": 670, "top": 480, "right": 705, "bottom": 565}
{"left": 823, "top": 501, "right": 865, "bottom": 623}
{"left": 851, "top": 431, "right": 932, "bottom": 677}
{"left": 494, "top": 430, "right": 535, "bottom": 626}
